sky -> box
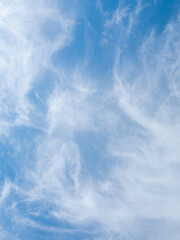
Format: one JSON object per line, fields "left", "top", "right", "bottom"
{"left": 0, "top": 0, "right": 180, "bottom": 239}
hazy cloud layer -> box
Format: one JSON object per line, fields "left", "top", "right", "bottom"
{"left": 0, "top": 0, "right": 180, "bottom": 239}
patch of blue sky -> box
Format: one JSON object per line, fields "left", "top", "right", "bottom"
{"left": 74, "top": 130, "right": 110, "bottom": 179}
{"left": 102, "top": 0, "right": 180, "bottom": 63}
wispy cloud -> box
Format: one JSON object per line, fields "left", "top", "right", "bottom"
{"left": 0, "top": 0, "right": 75, "bottom": 134}
{"left": 0, "top": 0, "right": 180, "bottom": 239}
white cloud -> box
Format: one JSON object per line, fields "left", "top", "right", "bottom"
{"left": 19, "top": 3, "right": 180, "bottom": 239}
{"left": 0, "top": 0, "right": 75, "bottom": 135}
{"left": 27, "top": 6, "right": 180, "bottom": 239}
{"left": 0, "top": 0, "right": 180, "bottom": 239}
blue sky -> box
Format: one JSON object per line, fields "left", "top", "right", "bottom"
{"left": 0, "top": 0, "right": 180, "bottom": 239}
